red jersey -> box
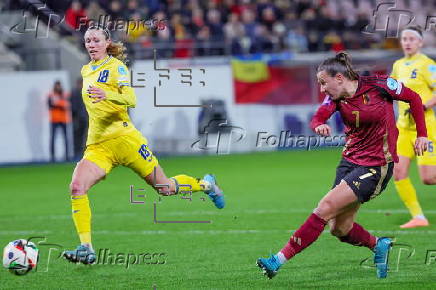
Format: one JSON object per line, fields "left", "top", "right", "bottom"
{"left": 310, "top": 75, "right": 427, "bottom": 166}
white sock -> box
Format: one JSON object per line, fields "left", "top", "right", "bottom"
{"left": 414, "top": 215, "right": 427, "bottom": 220}
{"left": 276, "top": 251, "right": 287, "bottom": 265}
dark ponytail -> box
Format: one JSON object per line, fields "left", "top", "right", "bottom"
{"left": 318, "top": 52, "right": 359, "bottom": 80}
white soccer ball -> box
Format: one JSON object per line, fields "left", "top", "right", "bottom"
{"left": 3, "top": 239, "right": 39, "bottom": 275}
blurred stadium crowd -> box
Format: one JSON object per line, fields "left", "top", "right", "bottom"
{"left": 1, "top": 0, "right": 435, "bottom": 163}
{"left": 7, "top": 0, "right": 435, "bottom": 59}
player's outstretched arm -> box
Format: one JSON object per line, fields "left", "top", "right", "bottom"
{"left": 380, "top": 77, "right": 428, "bottom": 155}
{"left": 383, "top": 78, "right": 427, "bottom": 138}
{"left": 396, "top": 89, "right": 429, "bottom": 155}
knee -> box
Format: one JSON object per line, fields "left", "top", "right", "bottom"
{"left": 393, "top": 167, "right": 408, "bottom": 181}
{"left": 330, "top": 228, "right": 346, "bottom": 237}
{"left": 70, "top": 179, "right": 86, "bottom": 195}
{"left": 329, "top": 223, "right": 352, "bottom": 237}
{"left": 422, "top": 176, "right": 436, "bottom": 185}
{"left": 314, "top": 199, "right": 335, "bottom": 221}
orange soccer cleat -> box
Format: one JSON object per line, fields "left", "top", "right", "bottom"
{"left": 400, "top": 217, "right": 429, "bottom": 229}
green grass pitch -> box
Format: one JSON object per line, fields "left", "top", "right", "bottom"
{"left": 1, "top": 149, "right": 436, "bottom": 289}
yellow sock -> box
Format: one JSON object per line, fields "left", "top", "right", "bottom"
{"left": 71, "top": 195, "right": 92, "bottom": 245}
{"left": 171, "top": 174, "right": 210, "bottom": 193}
{"left": 394, "top": 178, "right": 424, "bottom": 218}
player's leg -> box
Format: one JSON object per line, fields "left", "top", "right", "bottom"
{"left": 419, "top": 166, "right": 436, "bottom": 185}
{"left": 257, "top": 180, "right": 357, "bottom": 279}
{"left": 330, "top": 202, "right": 377, "bottom": 250}
{"left": 143, "top": 165, "right": 225, "bottom": 208}
{"left": 330, "top": 201, "right": 393, "bottom": 278}
{"left": 64, "top": 158, "right": 106, "bottom": 264}
{"left": 125, "top": 132, "right": 225, "bottom": 208}
{"left": 64, "top": 141, "right": 115, "bottom": 264}
{"left": 333, "top": 162, "right": 394, "bottom": 278}
{"left": 257, "top": 159, "right": 355, "bottom": 278}
{"left": 394, "top": 129, "right": 427, "bottom": 228}
{"left": 144, "top": 165, "right": 196, "bottom": 195}
{"left": 70, "top": 159, "right": 106, "bottom": 243}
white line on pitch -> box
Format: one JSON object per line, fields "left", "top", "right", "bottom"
{"left": 3, "top": 229, "right": 436, "bottom": 236}
{"left": 1, "top": 208, "right": 436, "bottom": 222}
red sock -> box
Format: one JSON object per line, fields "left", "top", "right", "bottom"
{"left": 338, "top": 223, "right": 376, "bottom": 249}
{"left": 280, "top": 213, "right": 327, "bottom": 260}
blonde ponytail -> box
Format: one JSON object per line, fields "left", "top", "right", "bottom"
{"left": 107, "top": 41, "right": 127, "bottom": 63}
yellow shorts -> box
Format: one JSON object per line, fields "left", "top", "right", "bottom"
{"left": 83, "top": 130, "right": 159, "bottom": 178}
{"left": 397, "top": 128, "right": 436, "bottom": 166}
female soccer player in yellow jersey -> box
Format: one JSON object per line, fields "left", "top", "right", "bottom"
{"left": 63, "top": 25, "right": 225, "bottom": 264}
{"left": 391, "top": 25, "right": 436, "bottom": 228}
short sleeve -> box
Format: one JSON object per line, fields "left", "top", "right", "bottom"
{"left": 423, "top": 60, "right": 436, "bottom": 90}
{"left": 116, "top": 64, "right": 130, "bottom": 87}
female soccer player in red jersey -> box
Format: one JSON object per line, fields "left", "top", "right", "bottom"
{"left": 257, "top": 52, "right": 428, "bottom": 279}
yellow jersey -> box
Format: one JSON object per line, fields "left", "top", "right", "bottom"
{"left": 81, "top": 55, "right": 137, "bottom": 145}
{"left": 391, "top": 53, "right": 436, "bottom": 130}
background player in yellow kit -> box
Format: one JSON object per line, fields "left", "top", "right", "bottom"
{"left": 391, "top": 25, "right": 436, "bottom": 228}
{"left": 63, "top": 25, "right": 225, "bottom": 264}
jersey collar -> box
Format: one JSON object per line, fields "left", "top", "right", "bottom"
{"left": 90, "top": 55, "right": 112, "bottom": 71}
{"left": 404, "top": 53, "right": 422, "bottom": 65}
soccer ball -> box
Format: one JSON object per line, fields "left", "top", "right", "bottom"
{"left": 3, "top": 239, "right": 39, "bottom": 275}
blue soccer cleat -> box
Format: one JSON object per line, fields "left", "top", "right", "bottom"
{"left": 203, "top": 174, "right": 225, "bottom": 209}
{"left": 63, "top": 245, "right": 96, "bottom": 265}
{"left": 373, "top": 237, "right": 393, "bottom": 278}
{"left": 257, "top": 255, "right": 282, "bottom": 279}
